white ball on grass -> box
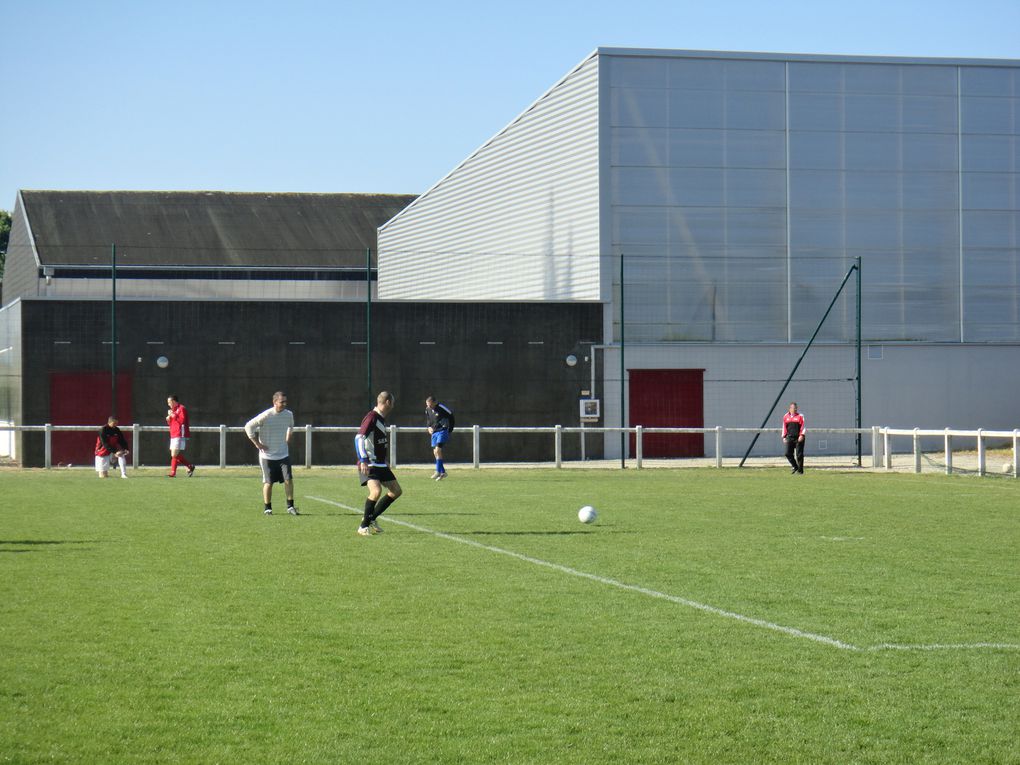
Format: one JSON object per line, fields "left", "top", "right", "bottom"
{"left": 578, "top": 505, "right": 598, "bottom": 524}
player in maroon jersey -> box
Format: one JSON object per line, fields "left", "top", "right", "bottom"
{"left": 354, "top": 391, "right": 402, "bottom": 536}
{"left": 166, "top": 394, "right": 195, "bottom": 478}
{"left": 782, "top": 402, "right": 806, "bottom": 474}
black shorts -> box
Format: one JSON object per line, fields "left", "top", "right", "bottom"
{"left": 359, "top": 465, "right": 397, "bottom": 486}
{"left": 260, "top": 456, "right": 293, "bottom": 484}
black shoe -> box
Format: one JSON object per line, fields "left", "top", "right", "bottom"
{"left": 798, "top": 468, "right": 805, "bottom": 474}
{"left": 791, "top": 466, "right": 798, "bottom": 474}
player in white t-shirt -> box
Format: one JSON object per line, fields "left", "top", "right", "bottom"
{"left": 244, "top": 391, "right": 298, "bottom": 516}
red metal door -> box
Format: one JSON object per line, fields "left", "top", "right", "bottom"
{"left": 628, "top": 369, "right": 704, "bottom": 457}
{"left": 49, "top": 373, "right": 133, "bottom": 465}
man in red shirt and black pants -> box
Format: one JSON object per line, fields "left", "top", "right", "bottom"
{"left": 166, "top": 394, "right": 195, "bottom": 478}
{"left": 782, "top": 402, "right": 805, "bottom": 474}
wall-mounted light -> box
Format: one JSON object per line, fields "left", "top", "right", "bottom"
{"left": 565, "top": 354, "right": 578, "bottom": 367}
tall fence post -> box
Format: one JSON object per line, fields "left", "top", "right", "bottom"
{"left": 305, "top": 424, "right": 313, "bottom": 469}
{"left": 912, "top": 428, "right": 921, "bottom": 474}
{"left": 219, "top": 424, "right": 227, "bottom": 469}
{"left": 715, "top": 426, "right": 723, "bottom": 468}
{"left": 1013, "top": 430, "right": 1019, "bottom": 479}
{"left": 389, "top": 425, "right": 397, "bottom": 468}
{"left": 554, "top": 425, "right": 562, "bottom": 469}
{"left": 871, "top": 426, "right": 881, "bottom": 468}
{"left": 472, "top": 425, "right": 480, "bottom": 469}
{"left": 976, "top": 429, "right": 985, "bottom": 476}
{"left": 635, "top": 425, "right": 643, "bottom": 469}
{"left": 132, "top": 423, "right": 140, "bottom": 468}
{"left": 44, "top": 424, "right": 52, "bottom": 469}
{"left": 884, "top": 428, "right": 892, "bottom": 470}
{"left": 944, "top": 428, "right": 953, "bottom": 476}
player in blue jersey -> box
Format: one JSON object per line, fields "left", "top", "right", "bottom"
{"left": 425, "top": 395, "right": 455, "bottom": 480}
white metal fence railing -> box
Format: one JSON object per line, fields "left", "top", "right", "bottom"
{"left": 1, "top": 424, "right": 1017, "bottom": 477}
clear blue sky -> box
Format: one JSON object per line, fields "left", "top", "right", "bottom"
{"left": 2, "top": 0, "right": 1018, "bottom": 211}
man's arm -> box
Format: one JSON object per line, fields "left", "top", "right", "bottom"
{"left": 798, "top": 415, "right": 806, "bottom": 440}
{"left": 355, "top": 413, "right": 377, "bottom": 464}
{"left": 244, "top": 411, "right": 269, "bottom": 450}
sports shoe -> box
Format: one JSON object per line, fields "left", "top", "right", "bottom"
{"left": 357, "top": 525, "right": 373, "bottom": 537}
{"left": 430, "top": 471, "right": 440, "bottom": 479}
{"left": 166, "top": 474, "right": 176, "bottom": 478}
{"left": 790, "top": 466, "right": 798, "bottom": 474}
{"left": 264, "top": 508, "right": 273, "bottom": 515}
{"left": 186, "top": 466, "right": 195, "bottom": 477}
{"left": 371, "top": 520, "right": 383, "bottom": 534}
{"left": 120, "top": 474, "right": 128, "bottom": 479}
{"left": 435, "top": 472, "right": 447, "bottom": 481}
{"left": 287, "top": 506, "right": 300, "bottom": 516}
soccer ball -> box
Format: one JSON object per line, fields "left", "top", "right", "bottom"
{"left": 156, "top": 356, "right": 169, "bottom": 369}
{"left": 578, "top": 505, "right": 598, "bottom": 524}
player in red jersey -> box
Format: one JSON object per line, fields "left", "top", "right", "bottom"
{"left": 166, "top": 394, "right": 195, "bottom": 478}
{"left": 782, "top": 402, "right": 806, "bottom": 474}
{"left": 354, "top": 391, "right": 402, "bottom": 536}
{"left": 95, "top": 416, "right": 130, "bottom": 478}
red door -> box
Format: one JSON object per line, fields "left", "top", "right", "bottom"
{"left": 50, "top": 372, "right": 133, "bottom": 465}
{"left": 629, "top": 369, "right": 704, "bottom": 457}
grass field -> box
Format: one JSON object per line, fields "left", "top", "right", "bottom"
{"left": 1, "top": 466, "right": 1018, "bottom": 764}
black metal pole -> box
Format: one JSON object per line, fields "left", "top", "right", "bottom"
{"left": 855, "top": 256, "right": 862, "bottom": 467}
{"left": 111, "top": 243, "right": 117, "bottom": 418}
{"left": 366, "top": 248, "right": 372, "bottom": 404}
{"left": 739, "top": 261, "right": 859, "bottom": 467}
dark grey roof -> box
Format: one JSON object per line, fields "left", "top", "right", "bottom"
{"left": 20, "top": 190, "right": 416, "bottom": 268}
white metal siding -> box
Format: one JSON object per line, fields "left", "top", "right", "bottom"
{"left": 378, "top": 54, "right": 601, "bottom": 301}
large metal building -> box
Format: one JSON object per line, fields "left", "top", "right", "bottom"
{"left": 379, "top": 47, "right": 1020, "bottom": 457}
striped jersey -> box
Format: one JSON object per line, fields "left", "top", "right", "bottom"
{"left": 244, "top": 407, "right": 294, "bottom": 460}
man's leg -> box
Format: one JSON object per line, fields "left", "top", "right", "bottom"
{"left": 796, "top": 440, "right": 805, "bottom": 473}
{"left": 117, "top": 452, "right": 128, "bottom": 478}
{"left": 284, "top": 478, "right": 298, "bottom": 514}
{"left": 370, "top": 480, "right": 402, "bottom": 523}
{"left": 435, "top": 445, "right": 445, "bottom": 476}
{"left": 168, "top": 447, "right": 179, "bottom": 477}
{"left": 360, "top": 480, "right": 382, "bottom": 531}
{"left": 263, "top": 481, "right": 273, "bottom": 514}
{"left": 785, "top": 440, "right": 798, "bottom": 471}
{"left": 175, "top": 450, "right": 194, "bottom": 476}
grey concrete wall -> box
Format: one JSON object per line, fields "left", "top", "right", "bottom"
{"left": 600, "top": 342, "right": 1020, "bottom": 458}
{"left": 17, "top": 299, "right": 603, "bottom": 466}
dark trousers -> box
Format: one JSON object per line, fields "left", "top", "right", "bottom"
{"left": 785, "top": 438, "right": 804, "bottom": 471}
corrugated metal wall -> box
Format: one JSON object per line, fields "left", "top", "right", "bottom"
{"left": 2, "top": 196, "right": 41, "bottom": 302}
{"left": 378, "top": 54, "right": 601, "bottom": 301}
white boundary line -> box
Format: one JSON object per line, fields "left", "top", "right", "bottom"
{"left": 307, "top": 496, "right": 1020, "bottom": 654}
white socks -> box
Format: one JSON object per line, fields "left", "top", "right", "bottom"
{"left": 118, "top": 455, "right": 128, "bottom": 477}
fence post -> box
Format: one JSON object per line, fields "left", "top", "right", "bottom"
{"left": 715, "top": 426, "right": 723, "bottom": 468}
{"left": 44, "top": 423, "right": 52, "bottom": 469}
{"left": 635, "top": 425, "right": 643, "bottom": 469}
{"left": 944, "top": 428, "right": 952, "bottom": 476}
{"left": 912, "top": 428, "right": 921, "bottom": 474}
{"left": 976, "top": 429, "right": 985, "bottom": 476}
{"left": 884, "top": 428, "right": 892, "bottom": 470}
{"left": 132, "top": 423, "right": 140, "bottom": 468}
{"left": 871, "top": 426, "right": 881, "bottom": 468}
{"left": 305, "top": 424, "right": 313, "bottom": 469}
{"left": 1013, "top": 430, "right": 1019, "bottom": 479}
{"left": 554, "top": 425, "right": 562, "bottom": 469}
{"left": 219, "top": 424, "right": 227, "bottom": 469}
{"left": 389, "top": 425, "right": 397, "bottom": 468}
{"left": 472, "top": 425, "right": 480, "bottom": 469}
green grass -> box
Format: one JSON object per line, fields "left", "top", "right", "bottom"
{"left": 1, "top": 467, "right": 1018, "bottom": 764}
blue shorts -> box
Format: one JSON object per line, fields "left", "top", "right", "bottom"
{"left": 431, "top": 431, "right": 450, "bottom": 448}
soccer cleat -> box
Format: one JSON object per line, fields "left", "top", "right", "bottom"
{"left": 120, "top": 474, "right": 128, "bottom": 479}
{"left": 371, "top": 520, "right": 383, "bottom": 534}
{"left": 166, "top": 474, "right": 176, "bottom": 478}
{"left": 287, "top": 506, "right": 300, "bottom": 516}
{"left": 430, "top": 471, "right": 440, "bottom": 479}
{"left": 790, "top": 466, "right": 798, "bottom": 474}
{"left": 264, "top": 508, "right": 273, "bottom": 515}
{"left": 186, "top": 466, "right": 195, "bottom": 477}
{"left": 357, "top": 525, "right": 373, "bottom": 537}
{"left": 435, "top": 472, "right": 447, "bottom": 481}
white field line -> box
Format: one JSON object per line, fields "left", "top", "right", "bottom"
{"left": 308, "top": 495, "right": 856, "bottom": 651}
{"left": 306, "top": 496, "right": 1020, "bottom": 654}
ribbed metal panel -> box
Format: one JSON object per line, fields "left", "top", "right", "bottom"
{"left": 378, "top": 54, "right": 601, "bottom": 301}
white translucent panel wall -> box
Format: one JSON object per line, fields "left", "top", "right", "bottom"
{"left": 608, "top": 55, "right": 790, "bottom": 343}
{"left": 960, "top": 67, "right": 1020, "bottom": 341}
